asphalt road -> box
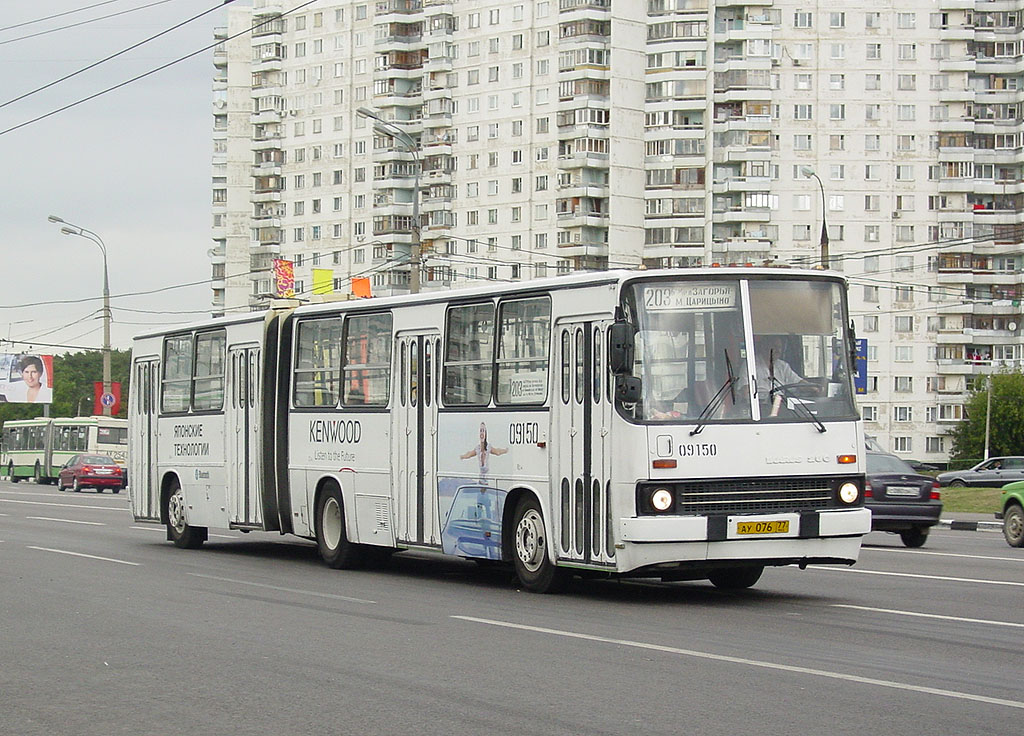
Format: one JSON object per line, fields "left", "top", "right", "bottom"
{"left": 2, "top": 480, "right": 1021, "bottom": 735}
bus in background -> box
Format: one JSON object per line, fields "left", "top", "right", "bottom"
{"left": 3, "top": 417, "right": 128, "bottom": 484}
{"left": 129, "top": 269, "right": 869, "bottom": 593}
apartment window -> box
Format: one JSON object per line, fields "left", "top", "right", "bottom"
{"left": 534, "top": 233, "right": 548, "bottom": 249}
{"left": 897, "top": 105, "right": 916, "bottom": 122}
{"left": 488, "top": 180, "right": 499, "bottom": 195}
{"left": 866, "top": 44, "right": 881, "bottom": 60}
{"left": 864, "top": 285, "right": 879, "bottom": 302}
{"left": 794, "top": 104, "right": 813, "bottom": 120}
{"left": 897, "top": 74, "right": 916, "bottom": 91}
{"left": 536, "top": 117, "right": 549, "bottom": 134}
{"left": 793, "top": 11, "right": 812, "bottom": 28}
{"left": 537, "top": 30, "right": 550, "bottom": 46}
{"left": 895, "top": 346, "right": 914, "bottom": 363}
{"left": 488, "top": 209, "right": 498, "bottom": 224}
{"left": 829, "top": 104, "right": 845, "bottom": 121}
{"left": 894, "top": 376, "right": 913, "bottom": 392}
{"left": 897, "top": 13, "right": 915, "bottom": 29}
{"left": 829, "top": 74, "right": 845, "bottom": 91}
{"left": 830, "top": 135, "right": 845, "bottom": 151}
{"left": 865, "top": 104, "right": 881, "bottom": 121}
{"left": 830, "top": 44, "right": 845, "bottom": 60}
{"left": 794, "top": 73, "right": 812, "bottom": 91}
{"left": 863, "top": 315, "right": 878, "bottom": 332}
{"left": 535, "top": 175, "right": 548, "bottom": 191}
{"left": 862, "top": 405, "right": 878, "bottom": 422}
{"left": 926, "top": 437, "right": 945, "bottom": 454}
{"left": 896, "top": 135, "right": 916, "bottom": 152}
{"left": 793, "top": 224, "right": 811, "bottom": 240}
{"left": 864, "top": 193, "right": 880, "bottom": 209}
{"left": 793, "top": 134, "right": 812, "bottom": 151}
{"left": 829, "top": 12, "right": 846, "bottom": 28}
{"left": 894, "top": 316, "right": 914, "bottom": 332}
{"left": 511, "top": 235, "right": 522, "bottom": 250}
{"left": 865, "top": 74, "right": 881, "bottom": 92}
{"left": 893, "top": 437, "right": 912, "bottom": 454}
{"left": 895, "top": 225, "right": 915, "bottom": 242}
{"left": 897, "top": 44, "right": 916, "bottom": 61}
{"left": 864, "top": 224, "right": 880, "bottom": 242}
{"left": 895, "top": 164, "right": 914, "bottom": 181}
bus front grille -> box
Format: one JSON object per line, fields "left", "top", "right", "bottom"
{"left": 675, "top": 477, "right": 835, "bottom": 515}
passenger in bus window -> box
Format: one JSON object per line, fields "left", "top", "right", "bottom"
{"left": 6, "top": 356, "right": 52, "bottom": 403}
{"left": 460, "top": 422, "right": 507, "bottom": 484}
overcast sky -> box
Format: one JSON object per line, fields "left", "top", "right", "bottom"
{"left": 0, "top": 0, "right": 236, "bottom": 352}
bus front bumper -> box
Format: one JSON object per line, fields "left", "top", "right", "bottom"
{"left": 614, "top": 507, "right": 871, "bottom": 573}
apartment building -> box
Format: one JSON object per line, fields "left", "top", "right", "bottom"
{"left": 210, "top": 0, "right": 1024, "bottom": 464}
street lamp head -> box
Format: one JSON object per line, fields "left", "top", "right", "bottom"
{"left": 60, "top": 226, "right": 77, "bottom": 236}
{"left": 355, "top": 106, "right": 378, "bottom": 120}
{"left": 47, "top": 215, "right": 65, "bottom": 224}
{"left": 799, "top": 166, "right": 816, "bottom": 178}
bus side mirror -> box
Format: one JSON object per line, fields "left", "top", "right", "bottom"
{"left": 608, "top": 322, "right": 635, "bottom": 375}
{"left": 616, "top": 376, "right": 641, "bottom": 405}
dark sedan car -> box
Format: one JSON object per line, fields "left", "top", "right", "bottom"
{"left": 866, "top": 452, "right": 943, "bottom": 547}
{"left": 57, "top": 454, "right": 124, "bottom": 494}
{"left": 936, "top": 456, "right": 1024, "bottom": 487}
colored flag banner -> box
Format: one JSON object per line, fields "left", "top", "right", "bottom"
{"left": 273, "top": 259, "right": 295, "bottom": 297}
{"left": 312, "top": 268, "right": 334, "bottom": 295}
{"left": 94, "top": 381, "right": 122, "bottom": 415}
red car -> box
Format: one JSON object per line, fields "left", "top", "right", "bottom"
{"left": 57, "top": 454, "right": 124, "bottom": 494}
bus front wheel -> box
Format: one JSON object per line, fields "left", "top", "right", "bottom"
{"left": 511, "top": 496, "right": 568, "bottom": 594}
{"left": 166, "top": 481, "right": 206, "bottom": 549}
{"left": 315, "top": 484, "right": 364, "bottom": 569}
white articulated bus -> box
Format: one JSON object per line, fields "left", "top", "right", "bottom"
{"left": 128, "top": 269, "right": 869, "bottom": 592}
{"left": 4, "top": 416, "right": 128, "bottom": 483}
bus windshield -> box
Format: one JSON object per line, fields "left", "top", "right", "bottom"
{"left": 622, "top": 277, "right": 859, "bottom": 423}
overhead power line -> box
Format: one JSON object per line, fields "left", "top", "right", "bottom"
{"left": 0, "top": 0, "right": 129, "bottom": 34}
{"left": 0, "top": 0, "right": 210, "bottom": 111}
{"left": 0, "top": 0, "right": 321, "bottom": 138}
{"left": 0, "top": 0, "right": 178, "bottom": 49}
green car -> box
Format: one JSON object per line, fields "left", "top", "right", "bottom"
{"left": 996, "top": 482, "right": 1024, "bottom": 547}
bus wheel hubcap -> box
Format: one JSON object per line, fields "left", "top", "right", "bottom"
{"left": 323, "top": 497, "right": 342, "bottom": 550}
{"left": 168, "top": 491, "right": 186, "bottom": 533}
{"left": 515, "top": 509, "right": 545, "bottom": 573}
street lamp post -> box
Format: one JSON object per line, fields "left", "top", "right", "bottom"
{"left": 48, "top": 215, "right": 112, "bottom": 416}
{"left": 799, "top": 166, "right": 830, "bottom": 269}
{"left": 356, "top": 106, "right": 421, "bottom": 294}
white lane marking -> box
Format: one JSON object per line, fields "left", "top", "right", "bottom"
{"left": 864, "top": 547, "right": 1024, "bottom": 564}
{"left": 452, "top": 615, "right": 1024, "bottom": 711}
{"left": 131, "top": 526, "right": 163, "bottom": 532}
{"left": 1, "top": 490, "right": 125, "bottom": 500}
{"left": 210, "top": 533, "right": 237, "bottom": 539}
{"left": 811, "top": 566, "right": 1024, "bottom": 588}
{"left": 26, "top": 516, "right": 105, "bottom": 526}
{"left": 833, "top": 604, "right": 1024, "bottom": 629}
{"left": 0, "top": 499, "right": 126, "bottom": 513}
{"left": 188, "top": 573, "right": 376, "bottom": 605}
{"left": 27, "top": 546, "right": 139, "bottom": 566}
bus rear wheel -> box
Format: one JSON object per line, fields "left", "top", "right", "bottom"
{"left": 708, "top": 565, "right": 764, "bottom": 591}
{"left": 166, "top": 480, "right": 206, "bottom": 549}
{"left": 511, "top": 496, "right": 567, "bottom": 594}
{"left": 315, "top": 484, "right": 363, "bottom": 569}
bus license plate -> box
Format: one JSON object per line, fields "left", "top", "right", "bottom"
{"left": 737, "top": 520, "right": 790, "bottom": 535}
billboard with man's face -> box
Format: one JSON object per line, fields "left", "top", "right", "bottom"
{"left": 0, "top": 354, "right": 55, "bottom": 404}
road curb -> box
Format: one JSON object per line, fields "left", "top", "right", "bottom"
{"left": 936, "top": 519, "right": 1003, "bottom": 532}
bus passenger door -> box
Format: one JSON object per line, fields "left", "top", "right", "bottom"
{"left": 553, "top": 318, "right": 613, "bottom": 566}
{"left": 391, "top": 331, "right": 440, "bottom": 546}
{"left": 130, "top": 359, "right": 160, "bottom": 521}
{"left": 226, "top": 345, "right": 262, "bottom": 528}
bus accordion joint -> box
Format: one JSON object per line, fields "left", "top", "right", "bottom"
{"left": 837, "top": 454, "right": 857, "bottom": 464}
{"left": 652, "top": 459, "right": 677, "bottom": 469}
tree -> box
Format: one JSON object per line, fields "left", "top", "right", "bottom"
{"left": 0, "top": 349, "right": 131, "bottom": 425}
{"left": 948, "top": 371, "right": 1024, "bottom": 461}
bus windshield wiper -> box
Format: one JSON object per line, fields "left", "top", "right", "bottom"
{"left": 690, "top": 349, "right": 738, "bottom": 436}
{"left": 768, "top": 371, "right": 826, "bottom": 433}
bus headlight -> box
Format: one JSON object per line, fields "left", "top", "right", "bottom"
{"left": 838, "top": 482, "right": 860, "bottom": 505}
{"left": 651, "top": 488, "right": 674, "bottom": 512}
